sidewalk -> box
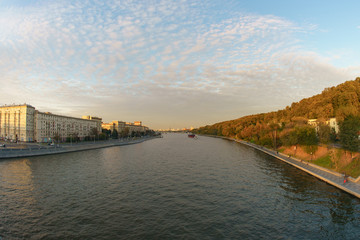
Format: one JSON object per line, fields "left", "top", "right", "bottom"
{"left": 237, "top": 140, "right": 360, "bottom": 199}
{"left": 0, "top": 137, "right": 157, "bottom": 159}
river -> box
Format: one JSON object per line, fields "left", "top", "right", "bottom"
{"left": 1, "top": 133, "right": 360, "bottom": 239}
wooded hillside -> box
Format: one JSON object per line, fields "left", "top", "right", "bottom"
{"left": 194, "top": 77, "right": 360, "bottom": 146}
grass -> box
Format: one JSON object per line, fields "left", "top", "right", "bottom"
{"left": 342, "top": 158, "right": 360, "bottom": 178}
{"left": 312, "top": 154, "right": 334, "bottom": 169}
{"left": 275, "top": 145, "right": 360, "bottom": 178}
{"left": 277, "top": 148, "right": 285, "bottom": 153}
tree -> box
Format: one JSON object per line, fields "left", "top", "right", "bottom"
{"left": 295, "top": 126, "right": 318, "bottom": 146}
{"left": 99, "top": 133, "right": 107, "bottom": 140}
{"left": 330, "top": 128, "right": 337, "bottom": 143}
{"left": 102, "top": 129, "right": 111, "bottom": 139}
{"left": 121, "top": 127, "right": 130, "bottom": 138}
{"left": 318, "top": 124, "right": 331, "bottom": 144}
{"left": 192, "top": 78, "right": 360, "bottom": 146}
{"left": 280, "top": 130, "right": 298, "bottom": 146}
{"left": 291, "top": 117, "right": 308, "bottom": 125}
{"left": 111, "top": 129, "right": 118, "bottom": 139}
{"left": 90, "top": 127, "right": 99, "bottom": 138}
{"left": 339, "top": 115, "right": 360, "bottom": 152}
{"left": 295, "top": 126, "right": 318, "bottom": 156}
{"left": 53, "top": 132, "right": 61, "bottom": 143}
{"left": 269, "top": 123, "right": 279, "bottom": 150}
{"left": 67, "top": 132, "right": 79, "bottom": 143}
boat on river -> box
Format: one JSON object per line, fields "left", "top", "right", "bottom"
{"left": 188, "top": 133, "right": 196, "bottom": 138}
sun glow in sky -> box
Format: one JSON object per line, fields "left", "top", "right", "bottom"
{"left": 1, "top": 0, "right": 360, "bottom": 129}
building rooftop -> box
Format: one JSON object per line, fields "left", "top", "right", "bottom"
{"left": 0, "top": 103, "right": 35, "bottom": 108}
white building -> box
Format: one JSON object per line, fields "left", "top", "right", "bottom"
{"left": 0, "top": 104, "right": 101, "bottom": 142}
{"left": 307, "top": 117, "right": 339, "bottom": 134}
{"left": 34, "top": 111, "right": 102, "bottom": 142}
{"left": 0, "top": 104, "right": 36, "bottom": 142}
{"left": 102, "top": 120, "right": 149, "bottom": 136}
{"left": 328, "top": 118, "right": 339, "bottom": 134}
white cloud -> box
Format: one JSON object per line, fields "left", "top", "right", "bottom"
{"left": 0, "top": 0, "right": 359, "bottom": 129}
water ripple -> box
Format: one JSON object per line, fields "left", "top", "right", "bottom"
{"left": 1, "top": 134, "right": 360, "bottom": 239}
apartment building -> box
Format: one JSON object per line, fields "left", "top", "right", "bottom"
{"left": 0, "top": 104, "right": 36, "bottom": 142}
{"left": 34, "top": 111, "right": 102, "bottom": 142}
{"left": 102, "top": 120, "right": 127, "bottom": 133}
{"left": 0, "top": 104, "right": 101, "bottom": 142}
{"left": 102, "top": 120, "right": 149, "bottom": 136}
{"left": 126, "top": 122, "right": 148, "bottom": 134}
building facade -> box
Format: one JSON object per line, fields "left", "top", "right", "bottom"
{"left": 0, "top": 104, "right": 35, "bottom": 141}
{"left": 307, "top": 117, "right": 339, "bottom": 134}
{"left": 328, "top": 118, "right": 339, "bottom": 134}
{"left": 34, "top": 111, "right": 102, "bottom": 142}
{"left": 102, "top": 120, "right": 126, "bottom": 133}
{"left": 102, "top": 120, "right": 149, "bottom": 136}
{"left": 0, "top": 104, "right": 101, "bottom": 142}
{"left": 126, "top": 122, "right": 148, "bottom": 134}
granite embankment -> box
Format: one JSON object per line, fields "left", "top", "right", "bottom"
{"left": 237, "top": 139, "right": 360, "bottom": 199}
{"left": 204, "top": 134, "right": 360, "bottom": 199}
{"left": 0, "top": 137, "right": 159, "bottom": 159}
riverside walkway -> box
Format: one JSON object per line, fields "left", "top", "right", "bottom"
{"left": 236, "top": 139, "right": 360, "bottom": 199}
{"left": 0, "top": 137, "right": 158, "bottom": 159}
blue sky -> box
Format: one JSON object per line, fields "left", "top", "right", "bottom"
{"left": 0, "top": 0, "right": 359, "bottom": 129}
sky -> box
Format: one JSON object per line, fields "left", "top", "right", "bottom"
{"left": 0, "top": 0, "right": 360, "bottom": 130}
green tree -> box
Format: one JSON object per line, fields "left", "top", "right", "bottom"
{"left": 102, "top": 129, "right": 111, "bottom": 139}
{"left": 330, "top": 128, "right": 337, "bottom": 143}
{"left": 318, "top": 124, "right": 331, "bottom": 144}
{"left": 294, "top": 126, "right": 318, "bottom": 146}
{"left": 99, "top": 133, "right": 107, "bottom": 140}
{"left": 295, "top": 126, "right": 318, "bottom": 156}
{"left": 121, "top": 127, "right": 130, "bottom": 138}
{"left": 280, "top": 130, "right": 298, "bottom": 146}
{"left": 111, "top": 129, "right": 118, "bottom": 139}
{"left": 339, "top": 115, "right": 360, "bottom": 152}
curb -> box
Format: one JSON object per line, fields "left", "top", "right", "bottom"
{"left": 0, "top": 137, "right": 158, "bottom": 159}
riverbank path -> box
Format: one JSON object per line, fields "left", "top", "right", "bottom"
{"left": 0, "top": 136, "right": 159, "bottom": 159}
{"left": 237, "top": 140, "right": 360, "bottom": 199}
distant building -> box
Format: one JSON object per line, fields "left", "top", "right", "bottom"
{"left": 327, "top": 118, "right": 339, "bottom": 134}
{"left": 134, "top": 121, "right": 142, "bottom": 126}
{"left": 102, "top": 120, "right": 127, "bottom": 133}
{"left": 307, "top": 119, "right": 318, "bottom": 127}
{"left": 307, "top": 117, "right": 339, "bottom": 134}
{"left": 0, "top": 104, "right": 101, "bottom": 142}
{"left": 102, "top": 120, "right": 149, "bottom": 136}
{"left": 82, "top": 115, "right": 102, "bottom": 122}
{"left": 34, "top": 111, "right": 102, "bottom": 142}
{"left": 126, "top": 122, "right": 148, "bottom": 135}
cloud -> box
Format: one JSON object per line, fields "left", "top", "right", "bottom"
{"left": 0, "top": 0, "right": 359, "bottom": 129}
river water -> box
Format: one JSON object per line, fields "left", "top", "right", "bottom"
{"left": 1, "top": 133, "right": 360, "bottom": 239}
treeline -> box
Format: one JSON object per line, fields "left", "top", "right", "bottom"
{"left": 53, "top": 127, "right": 158, "bottom": 143}
{"left": 194, "top": 77, "right": 360, "bottom": 152}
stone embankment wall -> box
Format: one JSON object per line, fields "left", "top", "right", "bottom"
{"left": 0, "top": 137, "right": 158, "bottom": 159}
{"left": 200, "top": 134, "right": 360, "bottom": 199}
